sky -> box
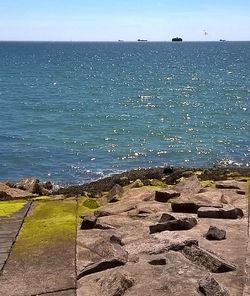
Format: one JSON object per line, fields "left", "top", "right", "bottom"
{"left": 0, "top": 0, "right": 249, "bottom": 41}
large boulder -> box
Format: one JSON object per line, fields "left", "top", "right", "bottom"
{"left": 205, "top": 226, "right": 226, "bottom": 241}
{"left": 199, "top": 275, "right": 229, "bottom": 296}
{"left": 15, "top": 177, "right": 53, "bottom": 195}
{"left": 173, "top": 175, "right": 203, "bottom": 195}
{"left": 193, "top": 191, "right": 224, "bottom": 204}
{"left": 0, "top": 182, "right": 35, "bottom": 200}
{"left": 155, "top": 190, "right": 180, "bottom": 202}
{"left": 80, "top": 216, "right": 97, "bottom": 230}
{"left": 149, "top": 217, "right": 197, "bottom": 234}
{"left": 197, "top": 206, "right": 244, "bottom": 219}
{"left": 128, "top": 179, "right": 144, "bottom": 189}
{"left": 171, "top": 201, "right": 222, "bottom": 213}
{"left": 104, "top": 184, "right": 123, "bottom": 203}
{"left": 16, "top": 177, "right": 41, "bottom": 194}
{"left": 182, "top": 245, "right": 236, "bottom": 273}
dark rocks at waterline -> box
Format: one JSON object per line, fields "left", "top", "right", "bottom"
{"left": 171, "top": 201, "right": 223, "bottom": 213}
{"left": 205, "top": 226, "right": 226, "bottom": 241}
{"left": 182, "top": 245, "right": 236, "bottom": 273}
{"left": 54, "top": 167, "right": 250, "bottom": 196}
{"left": 56, "top": 167, "right": 171, "bottom": 196}
{"left": 197, "top": 206, "right": 244, "bottom": 219}
{"left": 77, "top": 258, "right": 126, "bottom": 279}
{"left": 149, "top": 217, "right": 197, "bottom": 234}
{"left": 163, "top": 167, "right": 174, "bottom": 174}
{"left": 199, "top": 275, "right": 229, "bottom": 296}
{"left": 43, "top": 181, "right": 53, "bottom": 191}
{"left": 155, "top": 190, "right": 180, "bottom": 202}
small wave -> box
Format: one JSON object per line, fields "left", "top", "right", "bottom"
{"left": 216, "top": 158, "right": 244, "bottom": 167}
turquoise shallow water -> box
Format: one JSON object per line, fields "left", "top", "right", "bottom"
{"left": 0, "top": 41, "right": 249, "bottom": 184}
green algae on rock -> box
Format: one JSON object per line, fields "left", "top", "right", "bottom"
{"left": 0, "top": 200, "right": 27, "bottom": 217}
{"left": 77, "top": 196, "right": 101, "bottom": 225}
{"left": 81, "top": 197, "right": 100, "bottom": 209}
{"left": 148, "top": 179, "right": 168, "bottom": 188}
{"left": 32, "top": 195, "right": 52, "bottom": 201}
{"left": 200, "top": 180, "right": 215, "bottom": 187}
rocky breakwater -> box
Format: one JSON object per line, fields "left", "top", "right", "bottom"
{"left": 0, "top": 177, "right": 54, "bottom": 200}
{"left": 77, "top": 172, "right": 249, "bottom": 296}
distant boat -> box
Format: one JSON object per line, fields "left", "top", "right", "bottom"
{"left": 118, "top": 40, "right": 124, "bottom": 42}
{"left": 137, "top": 39, "right": 147, "bottom": 42}
{"left": 172, "top": 37, "right": 183, "bottom": 42}
{"left": 219, "top": 39, "right": 226, "bottom": 42}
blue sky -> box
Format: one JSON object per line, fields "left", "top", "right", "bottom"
{"left": 0, "top": 0, "right": 249, "bottom": 41}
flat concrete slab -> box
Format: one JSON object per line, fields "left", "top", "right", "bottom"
{"left": 243, "top": 204, "right": 250, "bottom": 295}
{"left": 0, "top": 200, "right": 77, "bottom": 296}
{"left": 0, "top": 202, "right": 30, "bottom": 272}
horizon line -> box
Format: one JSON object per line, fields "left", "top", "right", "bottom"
{"left": 0, "top": 40, "right": 250, "bottom": 43}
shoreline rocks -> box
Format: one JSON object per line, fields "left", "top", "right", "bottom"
{"left": 56, "top": 166, "right": 250, "bottom": 197}
{"left": 76, "top": 168, "right": 249, "bottom": 295}
{"left": 1, "top": 167, "right": 246, "bottom": 295}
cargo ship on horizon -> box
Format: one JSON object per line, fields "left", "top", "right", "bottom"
{"left": 172, "top": 37, "right": 183, "bottom": 42}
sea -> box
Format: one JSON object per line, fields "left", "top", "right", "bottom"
{"left": 0, "top": 41, "right": 249, "bottom": 185}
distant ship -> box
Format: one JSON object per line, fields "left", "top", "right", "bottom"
{"left": 219, "top": 39, "right": 226, "bottom": 42}
{"left": 172, "top": 37, "right": 183, "bottom": 42}
{"left": 118, "top": 40, "right": 124, "bottom": 42}
{"left": 137, "top": 39, "right": 148, "bottom": 42}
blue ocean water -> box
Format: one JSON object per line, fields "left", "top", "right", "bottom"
{"left": 0, "top": 41, "right": 249, "bottom": 184}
